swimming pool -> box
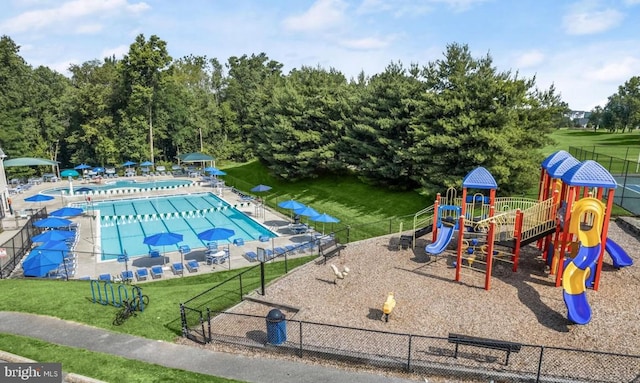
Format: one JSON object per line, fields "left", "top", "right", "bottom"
{"left": 91, "top": 193, "right": 277, "bottom": 260}
{"left": 42, "top": 179, "right": 193, "bottom": 195}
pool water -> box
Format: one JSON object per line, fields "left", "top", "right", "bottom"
{"left": 91, "top": 193, "right": 276, "bottom": 260}
{"left": 42, "top": 179, "right": 193, "bottom": 195}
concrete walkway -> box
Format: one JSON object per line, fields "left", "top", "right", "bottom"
{"left": 0, "top": 312, "right": 417, "bottom": 383}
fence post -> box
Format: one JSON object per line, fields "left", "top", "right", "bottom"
{"left": 260, "top": 261, "right": 265, "bottom": 295}
{"left": 536, "top": 346, "right": 544, "bottom": 383}
{"left": 206, "top": 308, "right": 212, "bottom": 343}
{"left": 239, "top": 274, "right": 243, "bottom": 299}
{"left": 298, "top": 321, "right": 303, "bottom": 358}
{"left": 179, "top": 303, "right": 188, "bottom": 337}
{"left": 406, "top": 334, "right": 412, "bottom": 372}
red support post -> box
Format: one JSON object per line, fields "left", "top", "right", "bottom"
{"left": 594, "top": 188, "right": 615, "bottom": 291}
{"left": 513, "top": 209, "right": 523, "bottom": 272}
{"left": 455, "top": 188, "right": 468, "bottom": 282}
{"left": 432, "top": 193, "right": 440, "bottom": 243}
{"left": 484, "top": 204, "right": 496, "bottom": 290}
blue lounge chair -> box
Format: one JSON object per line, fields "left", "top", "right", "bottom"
{"left": 179, "top": 245, "right": 191, "bottom": 254}
{"left": 171, "top": 262, "right": 184, "bottom": 275}
{"left": 135, "top": 268, "right": 149, "bottom": 281}
{"left": 244, "top": 251, "right": 258, "bottom": 262}
{"left": 275, "top": 247, "right": 287, "bottom": 256}
{"left": 150, "top": 266, "right": 164, "bottom": 279}
{"left": 285, "top": 245, "right": 297, "bottom": 253}
{"left": 186, "top": 260, "right": 199, "bottom": 272}
{"left": 149, "top": 249, "right": 161, "bottom": 258}
{"left": 233, "top": 238, "right": 245, "bottom": 246}
{"left": 121, "top": 270, "right": 134, "bottom": 282}
{"left": 98, "top": 273, "right": 112, "bottom": 281}
{"left": 259, "top": 235, "right": 270, "bottom": 242}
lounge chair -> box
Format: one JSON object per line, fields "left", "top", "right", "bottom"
{"left": 179, "top": 245, "right": 191, "bottom": 254}
{"left": 244, "top": 251, "right": 258, "bottom": 262}
{"left": 149, "top": 249, "right": 161, "bottom": 258}
{"left": 186, "top": 260, "right": 199, "bottom": 272}
{"left": 171, "top": 262, "right": 184, "bottom": 275}
{"left": 150, "top": 266, "right": 164, "bottom": 279}
{"left": 274, "top": 247, "right": 287, "bottom": 256}
{"left": 259, "top": 235, "right": 270, "bottom": 242}
{"left": 135, "top": 268, "right": 149, "bottom": 281}
{"left": 98, "top": 273, "right": 112, "bottom": 282}
{"left": 121, "top": 270, "right": 134, "bottom": 282}
{"left": 233, "top": 238, "right": 245, "bottom": 246}
{"left": 207, "top": 242, "right": 218, "bottom": 251}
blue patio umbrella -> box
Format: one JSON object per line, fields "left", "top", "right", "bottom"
{"left": 75, "top": 187, "right": 93, "bottom": 194}
{"left": 294, "top": 206, "right": 320, "bottom": 218}
{"left": 143, "top": 232, "right": 183, "bottom": 265}
{"left": 35, "top": 240, "right": 70, "bottom": 252}
{"left": 140, "top": 161, "right": 154, "bottom": 167}
{"left": 24, "top": 194, "right": 54, "bottom": 203}
{"left": 34, "top": 217, "right": 73, "bottom": 228}
{"left": 49, "top": 207, "right": 83, "bottom": 218}
{"left": 60, "top": 169, "right": 79, "bottom": 178}
{"left": 278, "top": 200, "right": 306, "bottom": 210}
{"left": 197, "top": 227, "right": 235, "bottom": 242}
{"left": 310, "top": 213, "right": 340, "bottom": 234}
{"left": 32, "top": 230, "right": 75, "bottom": 243}
{"left": 251, "top": 184, "right": 272, "bottom": 193}
{"left": 22, "top": 249, "right": 64, "bottom": 277}
{"left": 122, "top": 160, "right": 137, "bottom": 167}
{"left": 204, "top": 167, "right": 226, "bottom": 176}
{"left": 93, "top": 167, "right": 105, "bottom": 173}
{"left": 74, "top": 163, "right": 92, "bottom": 170}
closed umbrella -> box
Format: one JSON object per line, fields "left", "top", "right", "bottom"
{"left": 143, "top": 232, "right": 183, "bottom": 265}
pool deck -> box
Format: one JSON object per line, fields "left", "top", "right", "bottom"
{"left": 1, "top": 175, "right": 317, "bottom": 281}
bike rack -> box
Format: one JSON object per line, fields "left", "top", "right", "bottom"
{"left": 90, "top": 281, "right": 145, "bottom": 310}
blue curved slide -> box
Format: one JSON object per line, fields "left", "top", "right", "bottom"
{"left": 563, "top": 245, "right": 600, "bottom": 325}
{"left": 605, "top": 238, "right": 633, "bottom": 268}
{"left": 425, "top": 225, "right": 455, "bottom": 255}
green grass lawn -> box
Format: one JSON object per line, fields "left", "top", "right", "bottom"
{"left": 543, "top": 129, "right": 640, "bottom": 159}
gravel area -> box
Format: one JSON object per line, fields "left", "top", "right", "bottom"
{"left": 184, "top": 219, "right": 640, "bottom": 381}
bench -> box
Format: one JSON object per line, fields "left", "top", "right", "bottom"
{"left": 318, "top": 239, "right": 345, "bottom": 264}
{"left": 448, "top": 333, "right": 521, "bottom": 366}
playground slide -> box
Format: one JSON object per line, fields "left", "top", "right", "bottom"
{"left": 425, "top": 225, "right": 454, "bottom": 255}
{"left": 605, "top": 238, "right": 633, "bottom": 268}
{"left": 562, "top": 198, "right": 604, "bottom": 325}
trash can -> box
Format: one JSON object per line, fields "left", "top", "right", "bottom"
{"left": 265, "top": 309, "right": 286, "bottom": 345}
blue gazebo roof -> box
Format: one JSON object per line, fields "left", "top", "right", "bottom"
{"left": 561, "top": 160, "right": 617, "bottom": 189}
{"left": 547, "top": 157, "right": 580, "bottom": 179}
{"left": 541, "top": 150, "right": 574, "bottom": 170}
{"left": 462, "top": 167, "right": 498, "bottom": 189}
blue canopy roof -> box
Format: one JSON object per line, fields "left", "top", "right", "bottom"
{"left": 462, "top": 167, "right": 497, "bottom": 189}
{"left": 547, "top": 157, "right": 580, "bottom": 179}
{"left": 541, "top": 150, "right": 575, "bottom": 170}
{"left": 561, "top": 160, "right": 617, "bottom": 188}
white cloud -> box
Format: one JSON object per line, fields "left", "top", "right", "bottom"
{"left": 624, "top": 0, "right": 640, "bottom": 5}
{"left": 514, "top": 49, "right": 545, "bottom": 69}
{"left": 282, "top": 0, "right": 347, "bottom": 32}
{"left": 356, "top": 0, "right": 485, "bottom": 16}
{"left": 75, "top": 23, "right": 103, "bottom": 34}
{"left": 562, "top": 2, "right": 624, "bottom": 35}
{"left": 587, "top": 57, "right": 640, "bottom": 82}
{"left": 339, "top": 36, "right": 392, "bottom": 50}
{"left": 101, "top": 44, "right": 129, "bottom": 60}
{"left": 1, "top": 0, "right": 150, "bottom": 33}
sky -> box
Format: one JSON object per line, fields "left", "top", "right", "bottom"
{"left": 2, "top": 0, "right": 640, "bottom": 111}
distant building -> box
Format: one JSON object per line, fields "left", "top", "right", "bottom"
{"left": 566, "top": 110, "right": 592, "bottom": 128}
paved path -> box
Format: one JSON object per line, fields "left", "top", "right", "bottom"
{"left": 0, "top": 312, "right": 416, "bottom": 383}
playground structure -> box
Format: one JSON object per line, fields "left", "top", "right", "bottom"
{"left": 382, "top": 292, "right": 396, "bottom": 322}
{"left": 412, "top": 151, "right": 633, "bottom": 324}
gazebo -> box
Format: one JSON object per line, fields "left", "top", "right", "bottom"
{"left": 1, "top": 154, "right": 59, "bottom": 217}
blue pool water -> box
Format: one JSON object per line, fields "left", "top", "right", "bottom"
{"left": 91, "top": 193, "right": 276, "bottom": 260}
{"left": 42, "top": 179, "right": 193, "bottom": 195}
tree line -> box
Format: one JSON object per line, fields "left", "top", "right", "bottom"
{"left": 1, "top": 34, "right": 570, "bottom": 194}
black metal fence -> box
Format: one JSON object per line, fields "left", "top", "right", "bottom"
{"left": 182, "top": 310, "right": 640, "bottom": 383}
{"left": 569, "top": 146, "right": 640, "bottom": 215}
{"left": 0, "top": 208, "right": 47, "bottom": 278}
